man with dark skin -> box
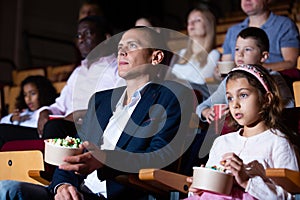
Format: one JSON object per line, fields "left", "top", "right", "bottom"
{"left": 37, "top": 15, "right": 125, "bottom": 139}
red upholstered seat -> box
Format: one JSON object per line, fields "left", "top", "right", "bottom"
{"left": 0, "top": 139, "right": 45, "bottom": 152}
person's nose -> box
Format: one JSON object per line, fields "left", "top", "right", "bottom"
{"left": 76, "top": 33, "right": 87, "bottom": 43}
{"left": 232, "top": 99, "right": 240, "bottom": 109}
{"left": 118, "top": 47, "right": 127, "bottom": 57}
{"left": 25, "top": 96, "right": 30, "bottom": 103}
{"left": 77, "top": 37, "right": 84, "bottom": 43}
{"left": 77, "top": 36, "right": 85, "bottom": 44}
{"left": 237, "top": 49, "right": 243, "bottom": 57}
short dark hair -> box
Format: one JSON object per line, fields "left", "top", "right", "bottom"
{"left": 132, "top": 26, "right": 173, "bottom": 66}
{"left": 237, "top": 27, "right": 269, "bottom": 52}
{"left": 78, "top": 15, "right": 112, "bottom": 36}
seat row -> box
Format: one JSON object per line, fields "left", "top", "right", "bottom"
{"left": 1, "top": 106, "right": 300, "bottom": 199}
{"left": 12, "top": 64, "right": 75, "bottom": 86}
{"left": 3, "top": 81, "right": 66, "bottom": 114}
{"left": 0, "top": 64, "right": 75, "bottom": 116}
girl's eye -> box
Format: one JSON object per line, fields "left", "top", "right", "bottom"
{"left": 227, "top": 96, "right": 233, "bottom": 102}
{"left": 245, "top": 47, "right": 253, "bottom": 52}
{"left": 235, "top": 47, "right": 239, "bottom": 52}
{"left": 240, "top": 93, "right": 248, "bottom": 98}
{"left": 188, "top": 18, "right": 201, "bottom": 24}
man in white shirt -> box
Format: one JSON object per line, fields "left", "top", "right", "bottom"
{"left": 37, "top": 15, "right": 125, "bottom": 139}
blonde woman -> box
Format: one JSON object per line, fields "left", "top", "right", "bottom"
{"left": 168, "top": 7, "right": 220, "bottom": 100}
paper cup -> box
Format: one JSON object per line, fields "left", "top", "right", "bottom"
{"left": 213, "top": 104, "right": 227, "bottom": 134}
{"left": 44, "top": 140, "right": 82, "bottom": 166}
{"left": 192, "top": 167, "right": 233, "bottom": 195}
{"left": 213, "top": 104, "right": 227, "bottom": 121}
{"left": 218, "top": 61, "right": 235, "bottom": 76}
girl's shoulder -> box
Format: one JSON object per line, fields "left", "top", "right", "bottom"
{"left": 262, "top": 129, "right": 293, "bottom": 145}
{"left": 209, "top": 49, "right": 221, "bottom": 56}
{"left": 213, "top": 130, "right": 242, "bottom": 143}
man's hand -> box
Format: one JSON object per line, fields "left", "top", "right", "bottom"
{"left": 55, "top": 184, "right": 83, "bottom": 200}
{"left": 37, "top": 110, "right": 50, "bottom": 137}
{"left": 59, "top": 141, "right": 104, "bottom": 176}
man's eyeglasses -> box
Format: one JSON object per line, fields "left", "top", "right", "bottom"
{"left": 76, "top": 30, "right": 94, "bottom": 39}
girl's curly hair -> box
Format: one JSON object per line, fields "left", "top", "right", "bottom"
{"left": 15, "top": 75, "right": 58, "bottom": 111}
{"left": 226, "top": 64, "right": 300, "bottom": 147}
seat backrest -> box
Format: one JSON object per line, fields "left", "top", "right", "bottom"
{"left": 12, "top": 68, "right": 45, "bottom": 86}
{"left": 293, "top": 81, "right": 300, "bottom": 107}
{"left": 52, "top": 81, "right": 67, "bottom": 94}
{"left": 0, "top": 150, "right": 45, "bottom": 185}
{"left": 0, "top": 139, "right": 55, "bottom": 184}
{"left": 282, "top": 107, "right": 300, "bottom": 136}
{"left": 6, "top": 86, "right": 20, "bottom": 114}
{"left": 47, "top": 64, "right": 75, "bottom": 82}
{"left": 172, "top": 89, "right": 209, "bottom": 176}
{"left": 216, "top": 33, "right": 226, "bottom": 48}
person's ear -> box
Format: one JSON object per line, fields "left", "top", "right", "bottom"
{"left": 260, "top": 51, "right": 269, "bottom": 63}
{"left": 105, "top": 33, "right": 111, "bottom": 39}
{"left": 265, "top": 91, "right": 273, "bottom": 106}
{"left": 151, "top": 50, "right": 164, "bottom": 65}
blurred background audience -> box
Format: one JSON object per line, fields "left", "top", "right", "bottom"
{"left": 165, "top": 5, "right": 219, "bottom": 101}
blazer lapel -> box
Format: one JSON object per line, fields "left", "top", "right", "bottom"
{"left": 96, "top": 87, "right": 125, "bottom": 131}
{"left": 116, "top": 83, "right": 162, "bottom": 148}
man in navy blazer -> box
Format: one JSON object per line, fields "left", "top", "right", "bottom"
{"left": 49, "top": 80, "right": 195, "bottom": 199}
{"left": 0, "top": 27, "right": 197, "bottom": 200}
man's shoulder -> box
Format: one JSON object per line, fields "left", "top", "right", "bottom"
{"left": 271, "top": 12, "right": 293, "bottom": 23}
{"left": 159, "top": 80, "right": 193, "bottom": 91}
{"left": 154, "top": 80, "right": 195, "bottom": 100}
{"left": 267, "top": 12, "right": 296, "bottom": 29}
{"left": 95, "top": 86, "right": 125, "bottom": 96}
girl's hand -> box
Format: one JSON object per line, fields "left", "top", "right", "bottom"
{"left": 186, "top": 177, "right": 204, "bottom": 196}
{"left": 202, "top": 106, "right": 229, "bottom": 124}
{"left": 220, "top": 152, "right": 249, "bottom": 189}
{"left": 59, "top": 141, "right": 104, "bottom": 176}
{"left": 11, "top": 109, "right": 21, "bottom": 122}
{"left": 213, "top": 66, "right": 222, "bottom": 82}
{"left": 19, "top": 114, "right": 30, "bottom": 122}
{"left": 202, "top": 107, "right": 215, "bottom": 124}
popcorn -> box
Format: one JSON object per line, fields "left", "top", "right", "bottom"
{"left": 47, "top": 136, "right": 82, "bottom": 148}
{"left": 205, "top": 165, "right": 227, "bottom": 173}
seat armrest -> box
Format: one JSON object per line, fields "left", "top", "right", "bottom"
{"left": 28, "top": 170, "right": 51, "bottom": 185}
{"left": 139, "top": 168, "right": 191, "bottom": 194}
{"left": 266, "top": 168, "right": 300, "bottom": 193}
